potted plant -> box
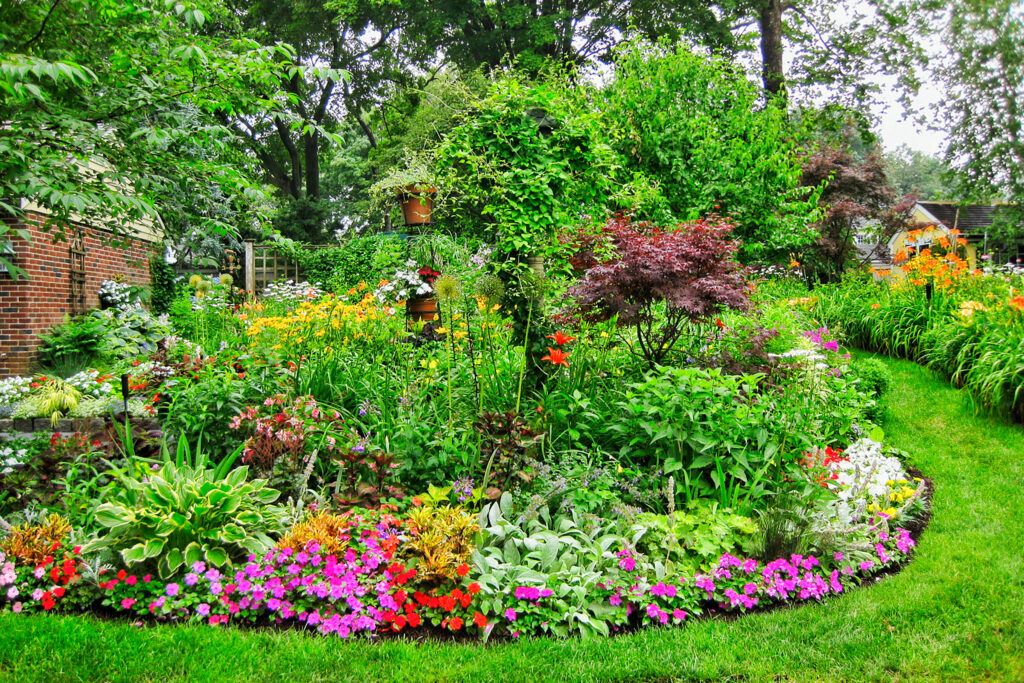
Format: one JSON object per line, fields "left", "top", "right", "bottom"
{"left": 374, "top": 260, "right": 442, "bottom": 322}
{"left": 371, "top": 154, "right": 439, "bottom": 227}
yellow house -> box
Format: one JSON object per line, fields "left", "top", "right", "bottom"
{"left": 884, "top": 202, "right": 1019, "bottom": 274}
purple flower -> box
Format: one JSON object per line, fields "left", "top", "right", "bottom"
{"left": 505, "top": 608, "right": 517, "bottom": 622}
{"left": 196, "top": 603, "right": 211, "bottom": 616}
{"left": 165, "top": 583, "right": 180, "bottom": 597}
{"left": 184, "top": 573, "right": 199, "bottom": 587}
{"left": 514, "top": 586, "right": 541, "bottom": 601}
{"left": 650, "top": 582, "right": 676, "bottom": 598}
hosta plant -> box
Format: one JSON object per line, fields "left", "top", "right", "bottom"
{"left": 88, "top": 440, "right": 286, "bottom": 578}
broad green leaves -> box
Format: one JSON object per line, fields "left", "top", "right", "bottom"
{"left": 88, "top": 455, "right": 286, "bottom": 578}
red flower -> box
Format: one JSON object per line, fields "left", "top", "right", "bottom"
{"left": 541, "top": 347, "right": 570, "bottom": 367}
{"left": 72, "top": 546, "right": 82, "bottom": 555}
{"left": 715, "top": 318, "right": 726, "bottom": 329}
{"left": 467, "top": 582, "right": 481, "bottom": 595}
{"left": 473, "top": 611, "right": 488, "bottom": 628}
{"left": 117, "top": 570, "right": 127, "bottom": 580}
{"left": 449, "top": 617, "right": 464, "bottom": 631}
{"left": 52, "top": 586, "right": 66, "bottom": 598}
{"left": 546, "top": 331, "right": 575, "bottom": 346}
{"left": 456, "top": 563, "right": 470, "bottom": 577}
{"left": 438, "top": 595, "right": 456, "bottom": 612}
{"left": 407, "top": 612, "right": 422, "bottom": 628}
{"left": 393, "top": 615, "right": 407, "bottom": 631}
{"left": 460, "top": 593, "right": 472, "bottom": 609}
{"left": 41, "top": 592, "right": 56, "bottom": 611}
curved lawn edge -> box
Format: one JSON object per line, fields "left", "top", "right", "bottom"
{"left": 2, "top": 355, "right": 1023, "bottom": 683}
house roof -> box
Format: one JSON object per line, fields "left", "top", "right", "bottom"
{"left": 916, "top": 202, "right": 998, "bottom": 235}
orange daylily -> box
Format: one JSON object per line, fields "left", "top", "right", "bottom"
{"left": 546, "top": 331, "right": 576, "bottom": 346}
{"left": 541, "top": 347, "right": 570, "bottom": 367}
{"left": 1009, "top": 296, "right": 1024, "bottom": 312}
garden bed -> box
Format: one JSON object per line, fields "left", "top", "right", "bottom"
{"left": 1, "top": 253, "right": 932, "bottom": 643}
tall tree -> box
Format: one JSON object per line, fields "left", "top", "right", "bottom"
{"left": 884, "top": 145, "right": 955, "bottom": 200}
{"left": 649, "top": 0, "right": 939, "bottom": 109}
{"left": 943, "top": 0, "right": 1024, "bottom": 213}
{"left": 0, "top": 0, "right": 290, "bottom": 276}
{"left": 226, "top": 0, "right": 438, "bottom": 240}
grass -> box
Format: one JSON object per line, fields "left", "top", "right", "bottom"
{"left": 2, "top": 354, "right": 1024, "bottom": 682}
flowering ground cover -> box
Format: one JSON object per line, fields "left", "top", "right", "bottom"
{"left": 1, "top": 357, "right": 1021, "bottom": 681}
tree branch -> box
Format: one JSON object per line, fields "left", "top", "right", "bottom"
{"left": 22, "top": 0, "right": 63, "bottom": 49}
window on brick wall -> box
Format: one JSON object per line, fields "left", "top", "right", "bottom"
{"left": 0, "top": 239, "right": 15, "bottom": 275}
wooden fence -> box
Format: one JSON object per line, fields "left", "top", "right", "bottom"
{"left": 175, "top": 242, "right": 311, "bottom": 293}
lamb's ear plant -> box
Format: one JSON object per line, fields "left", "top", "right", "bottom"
{"left": 87, "top": 436, "right": 285, "bottom": 578}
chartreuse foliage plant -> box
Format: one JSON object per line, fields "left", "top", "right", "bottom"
{"left": 87, "top": 440, "right": 286, "bottom": 578}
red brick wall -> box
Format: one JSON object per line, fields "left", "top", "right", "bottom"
{"left": 0, "top": 212, "right": 156, "bottom": 377}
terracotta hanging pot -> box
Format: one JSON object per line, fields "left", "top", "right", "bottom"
{"left": 406, "top": 296, "right": 439, "bottom": 322}
{"left": 397, "top": 186, "right": 436, "bottom": 226}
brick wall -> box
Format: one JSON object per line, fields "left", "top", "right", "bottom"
{"left": 0, "top": 212, "right": 156, "bottom": 377}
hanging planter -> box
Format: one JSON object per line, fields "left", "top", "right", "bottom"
{"left": 396, "top": 185, "right": 437, "bottom": 227}
{"left": 406, "top": 295, "right": 439, "bottom": 322}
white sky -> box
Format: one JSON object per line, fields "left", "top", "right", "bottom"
{"left": 875, "top": 80, "right": 947, "bottom": 156}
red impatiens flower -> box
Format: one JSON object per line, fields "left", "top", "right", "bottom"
{"left": 456, "top": 563, "right": 470, "bottom": 577}
{"left": 467, "top": 582, "right": 481, "bottom": 595}
{"left": 546, "top": 331, "right": 575, "bottom": 346}
{"left": 473, "top": 611, "right": 488, "bottom": 628}
{"left": 448, "top": 616, "right": 464, "bottom": 631}
{"left": 541, "top": 347, "right": 570, "bottom": 367}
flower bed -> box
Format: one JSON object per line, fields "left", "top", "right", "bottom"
{"left": 1, "top": 223, "right": 932, "bottom": 642}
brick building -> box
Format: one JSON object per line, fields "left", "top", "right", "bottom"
{"left": 0, "top": 208, "right": 159, "bottom": 377}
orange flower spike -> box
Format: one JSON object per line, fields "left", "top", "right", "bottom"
{"left": 546, "top": 331, "right": 576, "bottom": 346}
{"left": 541, "top": 347, "right": 570, "bottom": 367}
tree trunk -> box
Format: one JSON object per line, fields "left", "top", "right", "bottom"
{"left": 304, "top": 131, "right": 320, "bottom": 200}
{"left": 759, "top": 0, "right": 786, "bottom": 101}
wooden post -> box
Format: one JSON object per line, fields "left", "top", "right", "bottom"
{"left": 244, "top": 240, "right": 255, "bottom": 293}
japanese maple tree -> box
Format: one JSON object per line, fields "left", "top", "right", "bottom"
{"left": 568, "top": 215, "right": 749, "bottom": 366}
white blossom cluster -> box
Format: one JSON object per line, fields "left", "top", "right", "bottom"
{"left": 262, "top": 280, "right": 324, "bottom": 303}
{"left": 65, "top": 369, "right": 116, "bottom": 398}
{"left": 375, "top": 259, "right": 434, "bottom": 303}
{"left": 827, "top": 438, "right": 913, "bottom": 523}
{"left": 98, "top": 280, "right": 143, "bottom": 311}
{"left": 0, "top": 444, "right": 28, "bottom": 476}
{"left": 0, "top": 376, "right": 32, "bottom": 406}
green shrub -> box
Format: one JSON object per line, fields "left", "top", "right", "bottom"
{"left": 36, "top": 315, "right": 108, "bottom": 375}
{"left": 851, "top": 357, "right": 893, "bottom": 399}
{"left": 88, "top": 440, "right": 286, "bottom": 578}
{"left": 149, "top": 254, "right": 180, "bottom": 314}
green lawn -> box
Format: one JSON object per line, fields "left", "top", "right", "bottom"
{"left": 2, "top": 355, "right": 1023, "bottom": 683}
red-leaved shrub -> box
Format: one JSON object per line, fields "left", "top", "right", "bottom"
{"left": 568, "top": 215, "right": 749, "bottom": 366}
